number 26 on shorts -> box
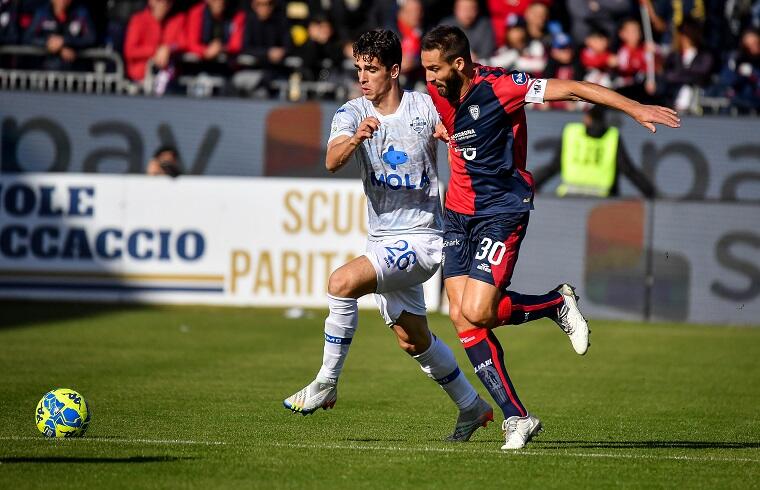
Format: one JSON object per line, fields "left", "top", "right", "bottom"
{"left": 384, "top": 240, "right": 417, "bottom": 270}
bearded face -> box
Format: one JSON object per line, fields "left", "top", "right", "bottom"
{"left": 439, "top": 68, "right": 464, "bottom": 102}
{"left": 422, "top": 49, "right": 465, "bottom": 103}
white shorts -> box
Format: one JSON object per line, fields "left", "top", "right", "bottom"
{"left": 364, "top": 233, "right": 443, "bottom": 325}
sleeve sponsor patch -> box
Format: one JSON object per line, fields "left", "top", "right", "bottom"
{"left": 329, "top": 105, "right": 356, "bottom": 141}
{"left": 511, "top": 72, "right": 528, "bottom": 85}
{"left": 525, "top": 78, "right": 547, "bottom": 104}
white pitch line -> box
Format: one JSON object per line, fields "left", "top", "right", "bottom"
{"left": 3, "top": 437, "right": 757, "bottom": 464}
{"left": 0, "top": 436, "right": 226, "bottom": 446}
{"left": 266, "top": 441, "right": 760, "bottom": 464}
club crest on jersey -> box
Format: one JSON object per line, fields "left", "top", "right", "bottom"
{"left": 468, "top": 105, "right": 480, "bottom": 120}
{"left": 382, "top": 145, "right": 408, "bottom": 170}
{"left": 409, "top": 116, "right": 427, "bottom": 134}
{"left": 512, "top": 72, "right": 528, "bottom": 85}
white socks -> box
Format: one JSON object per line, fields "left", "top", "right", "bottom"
{"left": 413, "top": 335, "right": 478, "bottom": 410}
{"left": 314, "top": 295, "right": 477, "bottom": 412}
{"left": 316, "top": 295, "right": 358, "bottom": 383}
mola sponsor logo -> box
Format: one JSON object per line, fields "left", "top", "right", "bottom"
{"left": 382, "top": 145, "right": 408, "bottom": 170}
{"left": 371, "top": 145, "right": 431, "bottom": 191}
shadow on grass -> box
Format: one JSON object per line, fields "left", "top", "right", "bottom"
{"left": 0, "top": 455, "right": 193, "bottom": 464}
{"left": 532, "top": 440, "right": 760, "bottom": 450}
{"left": 0, "top": 300, "right": 155, "bottom": 331}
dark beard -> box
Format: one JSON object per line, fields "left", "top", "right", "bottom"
{"left": 441, "top": 72, "right": 463, "bottom": 104}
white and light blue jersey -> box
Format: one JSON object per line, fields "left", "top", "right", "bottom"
{"left": 328, "top": 91, "right": 443, "bottom": 238}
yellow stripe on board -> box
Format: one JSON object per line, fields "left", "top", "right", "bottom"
{"left": 0, "top": 270, "right": 224, "bottom": 283}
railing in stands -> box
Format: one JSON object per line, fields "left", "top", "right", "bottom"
{"left": 0, "top": 45, "right": 139, "bottom": 95}
{"left": 3, "top": 46, "right": 744, "bottom": 113}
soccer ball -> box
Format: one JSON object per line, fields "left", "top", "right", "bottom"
{"left": 35, "top": 388, "right": 91, "bottom": 438}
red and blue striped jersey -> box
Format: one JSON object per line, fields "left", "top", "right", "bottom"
{"left": 428, "top": 66, "right": 546, "bottom": 215}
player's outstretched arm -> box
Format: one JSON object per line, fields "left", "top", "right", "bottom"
{"left": 542, "top": 79, "right": 681, "bottom": 133}
{"left": 326, "top": 116, "right": 380, "bottom": 173}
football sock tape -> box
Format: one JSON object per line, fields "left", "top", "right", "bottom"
{"left": 414, "top": 335, "right": 479, "bottom": 410}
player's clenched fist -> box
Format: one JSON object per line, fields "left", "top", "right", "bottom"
{"left": 351, "top": 117, "right": 381, "bottom": 145}
{"left": 433, "top": 123, "right": 449, "bottom": 143}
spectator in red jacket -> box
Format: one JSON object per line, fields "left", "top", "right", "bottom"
{"left": 580, "top": 28, "right": 615, "bottom": 88}
{"left": 186, "top": 0, "right": 244, "bottom": 61}
{"left": 396, "top": 0, "right": 424, "bottom": 88}
{"left": 124, "top": 0, "right": 186, "bottom": 83}
{"left": 615, "top": 19, "right": 646, "bottom": 83}
{"left": 524, "top": 0, "right": 551, "bottom": 48}
{"left": 614, "top": 17, "right": 657, "bottom": 99}
{"left": 488, "top": 0, "right": 550, "bottom": 47}
{"left": 486, "top": 14, "right": 547, "bottom": 75}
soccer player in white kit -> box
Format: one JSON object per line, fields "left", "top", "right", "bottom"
{"left": 283, "top": 29, "right": 493, "bottom": 441}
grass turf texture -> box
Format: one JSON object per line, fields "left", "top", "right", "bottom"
{"left": 0, "top": 301, "right": 758, "bottom": 489}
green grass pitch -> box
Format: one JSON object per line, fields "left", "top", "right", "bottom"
{"left": 1, "top": 301, "right": 759, "bottom": 489}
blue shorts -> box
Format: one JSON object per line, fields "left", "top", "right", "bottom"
{"left": 442, "top": 209, "right": 529, "bottom": 289}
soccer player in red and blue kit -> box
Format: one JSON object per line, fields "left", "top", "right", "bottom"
{"left": 420, "top": 26, "right": 680, "bottom": 450}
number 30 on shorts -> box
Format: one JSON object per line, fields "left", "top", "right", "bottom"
{"left": 474, "top": 237, "right": 507, "bottom": 265}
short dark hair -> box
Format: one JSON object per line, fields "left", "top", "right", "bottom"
{"left": 587, "top": 27, "right": 609, "bottom": 39}
{"left": 352, "top": 29, "right": 401, "bottom": 70}
{"left": 153, "top": 145, "right": 178, "bottom": 159}
{"left": 619, "top": 17, "right": 641, "bottom": 29}
{"left": 588, "top": 104, "right": 607, "bottom": 123}
{"left": 421, "top": 25, "right": 471, "bottom": 63}
{"left": 678, "top": 16, "right": 703, "bottom": 46}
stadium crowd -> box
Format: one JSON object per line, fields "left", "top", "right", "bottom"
{"left": 0, "top": 0, "right": 758, "bottom": 113}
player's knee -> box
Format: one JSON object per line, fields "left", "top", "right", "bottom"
{"left": 394, "top": 323, "right": 431, "bottom": 355}
{"left": 448, "top": 303, "right": 475, "bottom": 332}
{"left": 461, "top": 302, "right": 493, "bottom": 329}
{"left": 396, "top": 337, "right": 419, "bottom": 355}
{"left": 327, "top": 270, "right": 353, "bottom": 297}
{"left": 397, "top": 334, "right": 431, "bottom": 355}
{"left": 448, "top": 302, "right": 461, "bottom": 324}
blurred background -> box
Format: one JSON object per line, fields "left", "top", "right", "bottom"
{"left": 0, "top": 0, "right": 758, "bottom": 326}
{"left": 2, "top": 0, "right": 759, "bottom": 110}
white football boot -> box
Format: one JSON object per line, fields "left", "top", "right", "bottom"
{"left": 501, "top": 414, "right": 542, "bottom": 450}
{"left": 554, "top": 284, "right": 590, "bottom": 355}
{"left": 283, "top": 379, "right": 337, "bottom": 415}
{"left": 446, "top": 396, "right": 494, "bottom": 442}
